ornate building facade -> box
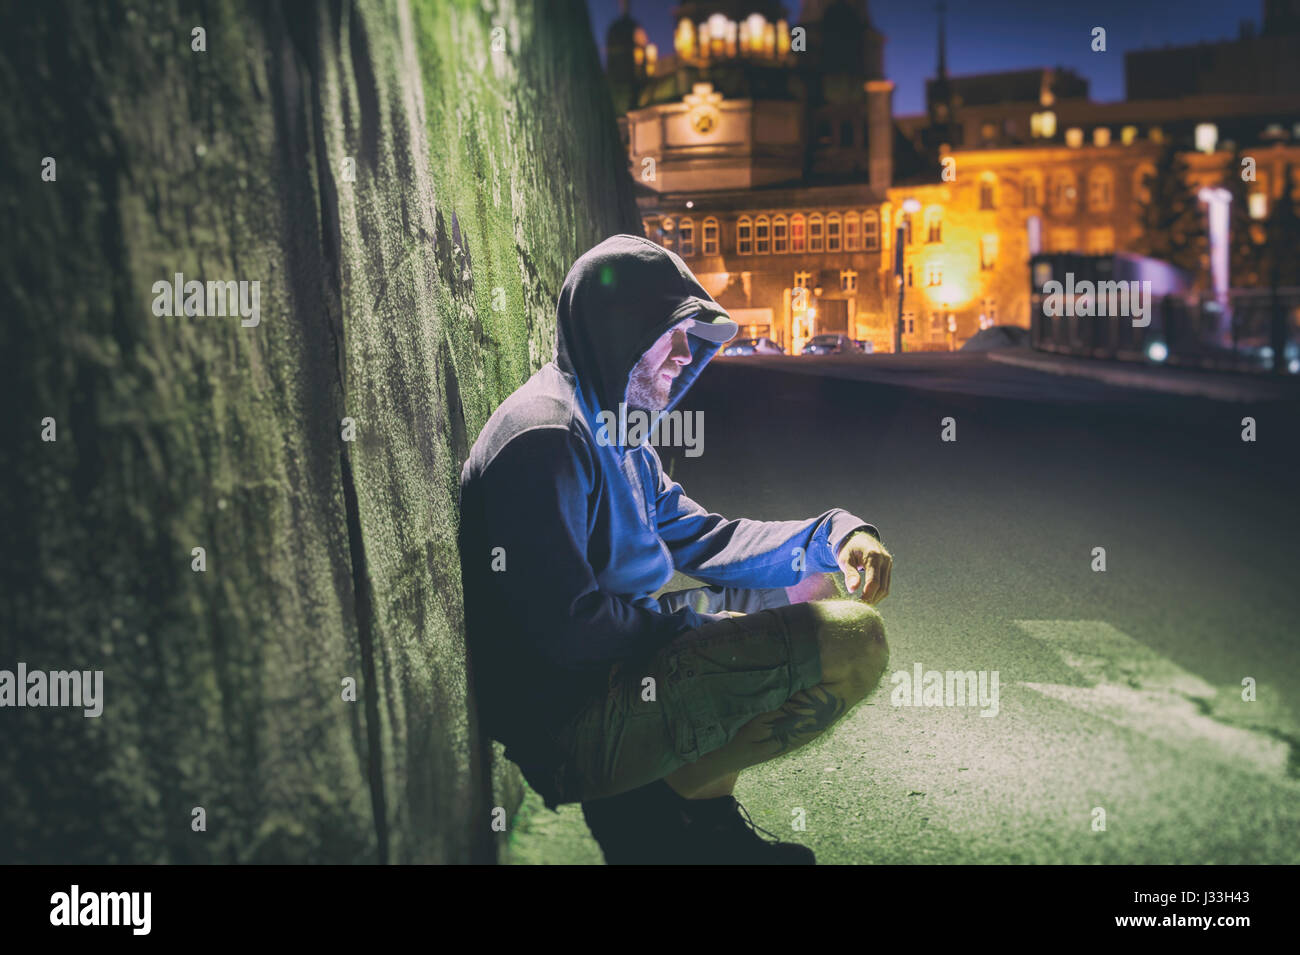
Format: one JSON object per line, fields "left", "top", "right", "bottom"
{"left": 605, "top": 0, "right": 1300, "bottom": 353}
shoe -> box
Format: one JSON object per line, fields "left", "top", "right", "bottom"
{"left": 581, "top": 780, "right": 692, "bottom": 865}
{"left": 677, "top": 795, "right": 816, "bottom": 865}
{"left": 582, "top": 780, "right": 816, "bottom": 865}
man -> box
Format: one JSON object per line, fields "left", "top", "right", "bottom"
{"left": 458, "top": 234, "right": 891, "bottom": 864}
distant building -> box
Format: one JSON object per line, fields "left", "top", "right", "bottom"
{"left": 604, "top": 0, "right": 1300, "bottom": 353}
{"left": 1125, "top": 0, "right": 1300, "bottom": 100}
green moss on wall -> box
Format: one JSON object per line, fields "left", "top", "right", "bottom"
{"left": 0, "top": 0, "right": 639, "bottom": 863}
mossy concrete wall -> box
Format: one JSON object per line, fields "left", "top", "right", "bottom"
{"left": 0, "top": 0, "right": 640, "bottom": 863}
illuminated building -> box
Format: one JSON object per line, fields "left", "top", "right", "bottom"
{"left": 605, "top": 1, "right": 1300, "bottom": 353}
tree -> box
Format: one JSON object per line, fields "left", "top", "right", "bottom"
{"left": 1134, "top": 144, "right": 1208, "bottom": 281}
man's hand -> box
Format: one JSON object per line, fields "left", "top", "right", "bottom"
{"left": 837, "top": 531, "right": 892, "bottom": 605}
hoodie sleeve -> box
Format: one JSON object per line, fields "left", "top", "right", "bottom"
{"left": 473, "top": 426, "right": 704, "bottom": 670}
{"left": 647, "top": 446, "right": 879, "bottom": 588}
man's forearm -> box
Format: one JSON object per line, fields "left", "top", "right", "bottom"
{"left": 784, "top": 571, "right": 843, "bottom": 605}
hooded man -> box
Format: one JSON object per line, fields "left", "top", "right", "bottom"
{"left": 458, "top": 234, "right": 891, "bottom": 864}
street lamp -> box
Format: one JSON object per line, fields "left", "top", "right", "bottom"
{"left": 895, "top": 198, "right": 921, "bottom": 354}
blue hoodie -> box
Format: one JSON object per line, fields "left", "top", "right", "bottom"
{"left": 457, "top": 234, "right": 876, "bottom": 773}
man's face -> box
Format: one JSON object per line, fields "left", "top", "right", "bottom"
{"left": 626, "top": 320, "right": 694, "bottom": 411}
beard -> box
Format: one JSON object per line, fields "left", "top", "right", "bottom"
{"left": 625, "top": 361, "right": 673, "bottom": 412}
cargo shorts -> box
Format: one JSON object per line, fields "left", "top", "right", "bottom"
{"left": 519, "top": 583, "right": 825, "bottom": 808}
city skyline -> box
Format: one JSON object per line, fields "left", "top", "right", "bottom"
{"left": 588, "top": 0, "right": 1271, "bottom": 114}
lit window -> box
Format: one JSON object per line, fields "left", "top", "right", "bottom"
{"left": 979, "top": 178, "right": 996, "bottom": 210}
{"left": 826, "top": 213, "right": 841, "bottom": 251}
{"left": 863, "top": 212, "right": 879, "bottom": 251}
{"left": 791, "top": 213, "right": 806, "bottom": 252}
{"left": 1195, "top": 123, "right": 1218, "bottom": 153}
{"left": 981, "top": 297, "right": 997, "bottom": 328}
{"left": 980, "top": 234, "right": 998, "bottom": 271}
{"left": 772, "top": 214, "right": 788, "bottom": 253}
{"left": 679, "top": 217, "right": 694, "bottom": 256}
{"left": 1031, "top": 111, "right": 1057, "bottom": 139}
{"left": 1249, "top": 192, "right": 1268, "bottom": 219}
{"left": 1051, "top": 172, "right": 1077, "bottom": 212}
{"left": 702, "top": 217, "right": 719, "bottom": 254}
{"left": 1088, "top": 168, "right": 1113, "bottom": 211}
{"left": 737, "top": 216, "right": 752, "bottom": 254}
{"left": 1086, "top": 227, "right": 1114, "bottom": 255}
{"left": 1121, "top": 126, "right": 1137, "bottom": 146}
{"left": 1093, "top": 127, "right": 1111, "bottom": 147}
{"left": 793, "top": 270, "right": 811, "bottom": 288}
{"left": 1065, "top": 127, "right": 1083, "bottom": 148}
{"left": 840, "top": 269, "right": 858, "bottom": 292}
{"left": 981, "top": 122, "right": 997, "bottom": 142}
{"left": 925, "top": 208, "right": 942, "bottom": 243}
{"left": 845, "top": 213, "right": 860, "bottom": 250}
{"left": 1049, "top": 228, "right": 1079, "bottom": 253}
{"left": 1149, "top": 126, "right": 1164, "bottom": 143}
{"left": 1023, "top": 174, "right": 1041, "bottom": 208}
{"left": 675, "top": 19, "right": 696, "bottom": 59}
{"left": 755, "top": 215, "right": 770, "bottom": 254}
{"left": 809, "top": 214, "right": 824, "bottom": 252}
{"left": 926, "top": 263, "right": 942, "bottom": 286}
{"left": 928, "top": 312, "right": 945, "bottom": 340}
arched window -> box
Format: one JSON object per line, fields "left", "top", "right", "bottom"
{"left": 678, "top": 217, "right": 695, "bottom": 256}
{"left": 844, "top": 212, "right": 860, "bottom": 251}
{"left": 790, "top": 213, "right": 806, "bottom": 252}
{"left": 1088, "top": 167, "right": 1113, "bottom": 212}
{"left": 809, "top": 213, "right": 824, "bottom": 252}
{"left": 737, "top": 216, "right": 753, "bottom": 254}
{"left": 702, "top": 217, "right": 719, "bottom": 254}
{"left": 773, "top": 214, "right": 788, "bottom": 253}
{"left": 1051, "top": 171, "right": 1077, "bottom": 212}
{"left": 925, "top": 207, "right": 942, "bottom": 243}
{"left": 827, "top": 213, "right": 842, "bottom": 251}
{"left": 980, "top": 234, "right": 998, "bottom": 271}
{"left": 863, "top": 211, "right": 879, "bottom": 252}
{"left": 1023, "top": 172, "right": 1043, "bottom": 209}
{"left": 979, "top": 175, "right": 996, "bottom": 210}
{"left": 755, "top": 215, "right": 770, "bottom": 254}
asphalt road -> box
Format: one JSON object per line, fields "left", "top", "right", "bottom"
{"left": 505, "top": 352, "right": 1300, "bottom": 864}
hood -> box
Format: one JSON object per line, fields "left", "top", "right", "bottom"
{"left": 554, "top": 234, "right": 736, "bottom": 427}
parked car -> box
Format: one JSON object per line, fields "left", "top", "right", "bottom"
{"left": 721, "top": 336, "right": 785, "bottom": 356}
{"left": 854, "top": 339, "right": 874, "bottom": 354}
{"left": 801, "top": 334, "right": 859, "bottom": 355}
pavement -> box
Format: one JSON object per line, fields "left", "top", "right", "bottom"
{"left": 987, "top": 347, "right": 1300, "bottom": 402}
{"left": 503, "top": 352, "right": 1300, "bottom": 864}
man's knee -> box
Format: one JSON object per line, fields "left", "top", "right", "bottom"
{"left": 814, "top": 602, "right": 888, "bottom": 696}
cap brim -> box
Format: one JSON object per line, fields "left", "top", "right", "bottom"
{"left": 686, "top": 314, "right": 739, "bottom": 343}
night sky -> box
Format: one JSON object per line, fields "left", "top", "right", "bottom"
{"left": 586, "top": 0, "right": 1263, "bottom": 115}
